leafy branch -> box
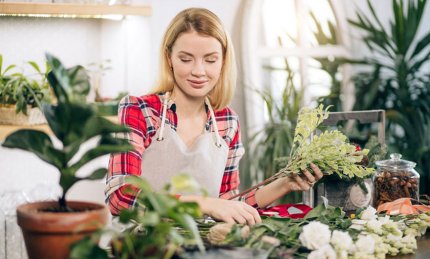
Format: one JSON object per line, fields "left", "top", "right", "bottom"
{"left": 231, "top": 105, "right": 375, "bottom": 200}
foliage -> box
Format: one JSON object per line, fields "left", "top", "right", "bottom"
{"left": 233, "top": 105, "right": 375, "bottom": 199}
{"left": 216, "top": 204, "right": 430, "bottom": 258}
{"left": 0, "top": 54, "right": 51, "bottom": 115}
{"left": 1, "top": 53, "right": 133, "bottom": 211}
{"left": 70, "top": 175, "right": 205, "bottom": 259}
{"left": 308, "top": 11, "right": 348, "bottom": 112}
{"left": 217, "top": 204, "right": 352, "bottom": 258}
{"left": 278, "top": 105, "right": 374, "bottom": 179}
{"left": 249, "top": 58, "right": 302, "bottom": 182}
{"left": 348, "top": 0, "right": 430, "bottom": 193}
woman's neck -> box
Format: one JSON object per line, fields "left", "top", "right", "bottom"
{"left": 170, "top": 90, "right": 206, "bottom": 117}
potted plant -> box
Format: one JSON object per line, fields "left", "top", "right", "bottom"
{"left": 0, "top": 54, "right": 51, "bottom": 125}
{"left": 1, "top": 53, "right": 133, "bottom": 259}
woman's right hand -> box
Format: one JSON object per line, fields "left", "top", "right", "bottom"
{"left": 180, "top": 195, "right": 261, "bottom": 225}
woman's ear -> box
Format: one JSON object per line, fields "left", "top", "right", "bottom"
{"left": 166, "top": 50, "right": 173, "bottom": 69}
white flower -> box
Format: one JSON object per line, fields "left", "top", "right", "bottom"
{"left": 377, "top": 215, "right": 391, "bottom": 224}
{"left": 386, "top": 233, "right": 401, "bottom": 245}
{"left": 350, "top": 219, "right": 366, "bottom": 230}
{"left": 353, "top": 234, "right": 375, "bottom": 255}
{"left": 299, "top": 221, "right": 331, "bottom": 250}
{"left": 330, "top": 230, "right": 353, "bottom": 252}
{"left": 401, "top": 234, "right": 417, "bottom": 251}
{"left": 365, "top": 219, "right": 383, "bottom": 234}
{"left": 307, "top": 244, "right": 336, "bottom": 259}
{"left": 382, "top": 220, "right": 402, "bottom": 236}
{"left": 360, "top": 206, "right": 377, "bottom": 220}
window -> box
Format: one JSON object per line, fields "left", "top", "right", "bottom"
{"left": 241, "top": 0, "right": 351, "bottom": 112}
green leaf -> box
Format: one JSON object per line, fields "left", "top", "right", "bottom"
{"left": 68, "top": 139, "right": 132, "bottom": 173}
{"left": 119, "top": 209, "right": 139, "bottom": 223}
{"left": 28, "top": 61, "right": 42, "bottom": 74}
{"left": 46, "top": 53, "right": 70, "bottom": 105}
{"left": 70, "top": 236, "right": 109, "bottom": 259}
{"left": 84, "top": 168, "right": 107, "bottom": 180}
{"left": 2, "top": 129, "right": 63, "bottom": 169}
{"left": 169, "top": 173, "right": 203, "bottom": 194}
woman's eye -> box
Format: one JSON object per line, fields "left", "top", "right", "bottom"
{"left": 180, "top": 59, "right": 192, "bottom": 63}
{"left": 206, "top": 59, "right": 217, "bottom": 63}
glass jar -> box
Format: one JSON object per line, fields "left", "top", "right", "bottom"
{"left": 374, "top": 153, "right": 419, "bottom": 207}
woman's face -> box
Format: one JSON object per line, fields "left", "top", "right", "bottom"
{"left": 169, "top": 30, "right": 223, "bottom": 100}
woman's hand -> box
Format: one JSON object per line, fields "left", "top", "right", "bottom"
{"left": 180, "top": 195, "right": 261, "bottom": 225}
{"left": 282, "top": 163, "right": 323, "bottom": 192}
{"left": 202, "top": 198, "right": 262, "bottom": 225}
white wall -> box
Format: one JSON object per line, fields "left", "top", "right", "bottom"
{"left": 0, "top": 0, "right": 241, "bottom": 204}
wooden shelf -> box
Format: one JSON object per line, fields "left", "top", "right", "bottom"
{"left": 0, "top": 2, "right": 152, "bottom": 17}
{"left": 0, "top": 116, "right": 117, "bottom": 141}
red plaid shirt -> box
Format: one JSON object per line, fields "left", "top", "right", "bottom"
{"left": 106, "top": 93, "right": 258, "bottom": 215}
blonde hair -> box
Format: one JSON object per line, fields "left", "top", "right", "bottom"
{"left": 152, "top": 8, "right": 237, "bottom": 110}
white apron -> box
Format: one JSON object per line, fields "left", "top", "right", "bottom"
{"left": 140, "top": 93, "right": 229, "bottom": 197}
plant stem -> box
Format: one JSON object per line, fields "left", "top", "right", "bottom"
{"left": 228, "top": 168, "right": 291, "bottom": 200}
{"left": 59, "top": 195, "right": 71, "bottom": 212}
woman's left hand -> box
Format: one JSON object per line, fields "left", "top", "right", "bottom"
{"left": 283, "top": 163, "right": 323, "bottom": 192}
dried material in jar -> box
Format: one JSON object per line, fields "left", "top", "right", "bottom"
{"left": 375, "top": 170, "right": 418, "bottom": 207}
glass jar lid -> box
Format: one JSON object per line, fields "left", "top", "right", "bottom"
{"left": 375, "top": 153, "right": 416, "bottom": 170}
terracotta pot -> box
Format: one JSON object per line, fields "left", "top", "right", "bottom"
{"left": 16, "top": 200, "right": 109, "bottom": 259}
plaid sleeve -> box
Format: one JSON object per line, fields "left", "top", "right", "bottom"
{"left": 216, "top": 108, "right": 259, "bottom": 208}
{"left": 105, "top": 95, "right": 161, "bottom": 215}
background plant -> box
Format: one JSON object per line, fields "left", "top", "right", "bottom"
{"left": 348, "top": 0, "right": 430, "bottom": 193}
{"left": 249, "top": 57, "right": 302, "bottom": 181}
{"left": 0, "top": 54, "right": 51, "bottom": 115}
{"left": 2, "top": 53, "right": 133, "bottom": 211}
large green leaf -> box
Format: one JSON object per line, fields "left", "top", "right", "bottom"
{"left": 83, "top": 168, "right": 108, "bottom": 180}
{"left": 68, "top": 141, "right": 132, "bottom": 172}
{"left": 46, "top": 54, "right": 70, "bottom": 105}
{"left": 2, "top": 129, "right": 64, "bottom": 169}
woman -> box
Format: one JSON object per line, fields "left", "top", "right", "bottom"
{"left": 106, "top": 7, "right": 322, "bottom": 225}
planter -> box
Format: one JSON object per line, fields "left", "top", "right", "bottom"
{"left": 16, "top": 201, "right": 108, "bottom": 259}
{"left": 0, "top": 106, "right": 46, "bottom": 125}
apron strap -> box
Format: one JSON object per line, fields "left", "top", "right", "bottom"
{"left": 157, "top": 92, "right": 169, "bottom": 141}
{"left": 157, "top": 92, "right": 223, "bottom": 147}
{"left": 205, "top": 97, "right": 222, "bottom": 148}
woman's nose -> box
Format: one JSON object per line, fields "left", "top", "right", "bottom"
{"left": 191, "top": 61, "right": 205, "bottom": 76}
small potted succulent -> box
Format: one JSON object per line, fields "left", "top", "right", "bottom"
{"left": 1, "top": 53, "right": 133, "bottom": 259}
{"left": 0, "top": 54, "right": 51, "bottom": 125}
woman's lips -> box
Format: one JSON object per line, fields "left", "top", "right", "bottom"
{"left": 188, "top": 79, "right": 208, "bottom": 88}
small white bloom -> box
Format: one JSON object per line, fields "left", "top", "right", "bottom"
{"left": 354, "top": 234, "right": 375, "bottom": 254}
{"left": 365, "top": 219, "right": 383, "bottom": 234}
{"left": 299, "top": 221, "right": 331, "bottom": 250}
{"left": 382, "top": 221, "right": 402, "bottom": 236}
{"left": 307, "top": 244, "right": 336, "bottom": 259}
{"left": 401, "top": 235, "right": 417, "bottom": 250}
{"left": 350, "top": 219, "right": 366, "bottom": 230}
{"left": 360, "top": 206, "right": 377, "bottom": 220}
{"left": 377, "top": 215, "right": 391, "bottom": 224}
{"left": 331, "top": 230, "right": 353, "bottom": 251}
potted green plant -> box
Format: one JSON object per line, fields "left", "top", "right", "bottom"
{"left": 1, "top": 53, "right": 133, "bottom": 259}
{"left": 0, "top": 54, "right": 51, "bottom": 125}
